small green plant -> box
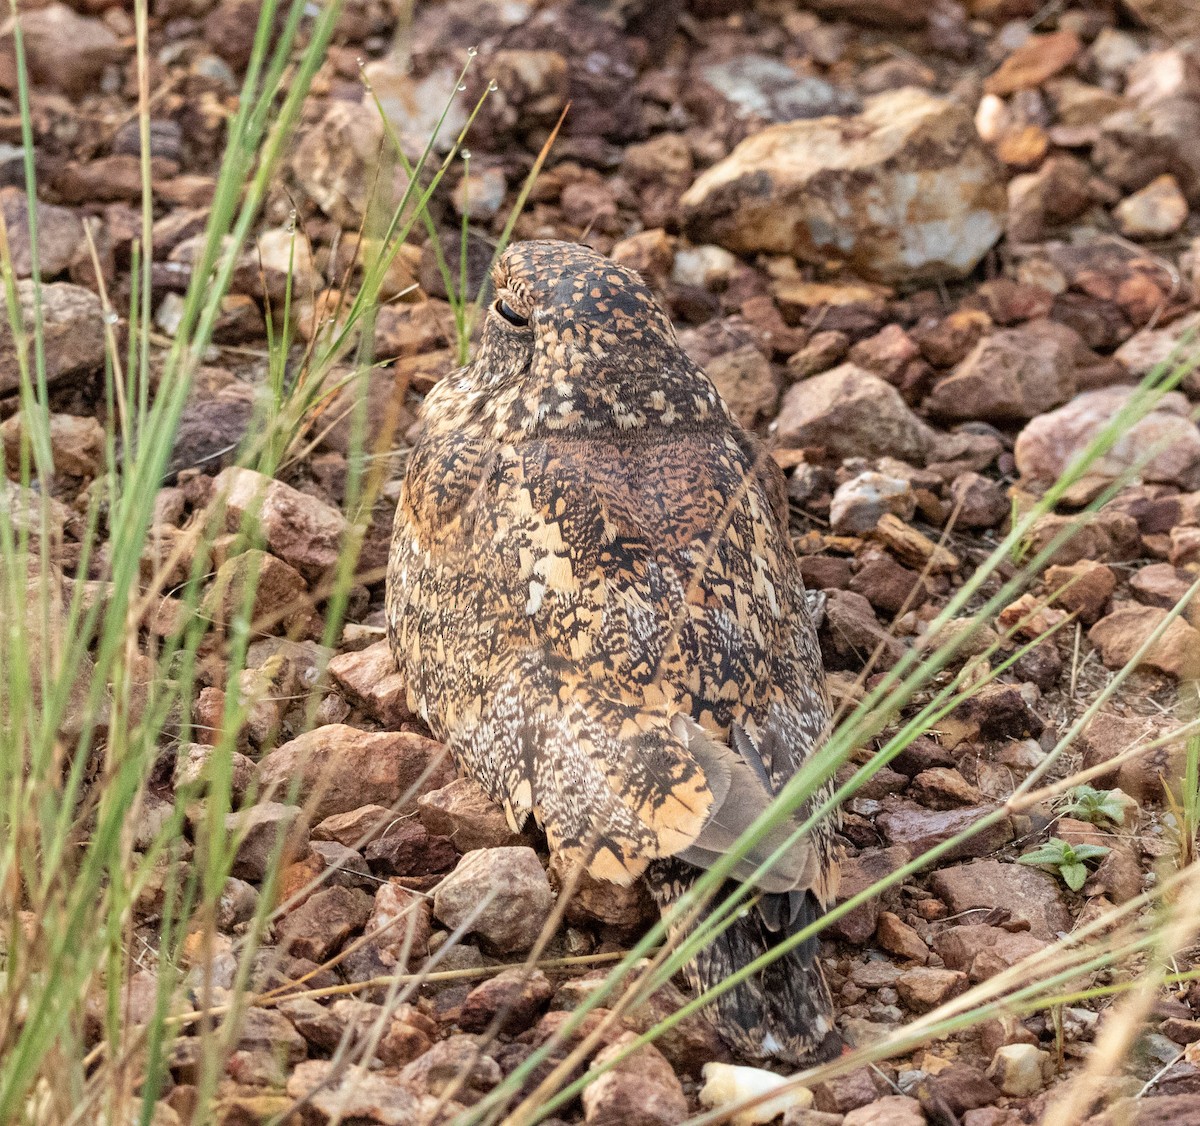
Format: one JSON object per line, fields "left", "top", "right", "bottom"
{"left": 1019, "top": 838, "right": 1110, "bottom": 892}
{"left": 1059, "top": 784, "right": 1131, "bottom": 826}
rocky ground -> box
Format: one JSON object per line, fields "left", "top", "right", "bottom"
{"left": 6, "top": 0, "right": 1200, "bottom": 1123}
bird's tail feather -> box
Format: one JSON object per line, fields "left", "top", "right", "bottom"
{"left": 648, "top": 859, "right": 842, "bottom": 1068}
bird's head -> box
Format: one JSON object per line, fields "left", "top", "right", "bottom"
{"left": 464, "top": 240, "right": 723, "bottom": 436}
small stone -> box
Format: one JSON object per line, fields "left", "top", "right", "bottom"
{"left": 1082, "top": 711, "right": 1185, "bottom": 805}
{"left": 821, "top": 589, "right": 908, "bottom": 670}
{"left": 812, "top": 1067, "right": 880, "bottom": 1114}
{"left": 671, "top": 245, "right": 738, "bottom": 291}
{"left": 848, "top": 324, "right": 920, "bottom": 384}
{"left": 875, "top": 912, "right": 929, "bottom": 963}
{"left": 312, "top": 805, "right": 395, "bottom": 848}
{"left": 930, "top": 859, "right": 1071, "bottom": 941}
{"left": 681, "top": 88, "right": 1005, "bottom": 284}
{"left": 1089, "top": 604, "right": 1200, "bottom": 679}
{"left": 984, "top": 30, "right": 1082, "bottom": 97}
{"left": 1043, "top": 561, "right": 1116, "bottom": 624}
{"left": 986, "top": 1043, "right": 1051, "bottom": 1097}
{"left": 459, "top": 968, "right": 553, "bottom": 1035}
{"left": 872, "top": 514, "right": 959, "bottom": 574}
{"left": 1114, "top": 175, "right": 1189, "bottom": 239}
{"left": 327, "top": 641, "right": 415, "bottom": 728}
{"left": 701, "top": 53, "right": 860, "bottom": 123}
{"left": 364, "top": 880, "right": 432, "bottom": 963}
{"left": 174, "top": 743, "right": 256, "bottom": 801}
{"left": 213, "top": 467, "right": 348, "bottom": 581}
{"left": 997, "top": 593, "right": 1069, "bottom": 641}
{"left": 896, "top": 967, "right": 968, "bottom": 1012}
{"left": 1007, "top": 154, "right": 1093, "bottom": 243}
{"left": 0, "top": 188, "right": 85, "bottom": 280}
{"left": 398, "top": 1034, "right": 502, "bottom": 1100}
{"left": 0, "top": 281, "right": 105, "bottom": 396}
{"left": 1114, "top": 310, "right": 1200, "bottom": 380}
{"left": 417, "top": 777, "right": 524, "bottom": 852}
{"left": 1130, "top": 563, "right": 1194, "bottom": 611}
{"left": 787, "top": 331, "right": 851, "bottom": 380}
{"left": 432, "top": 847, "right": 554, "bottom": 954}
{"left": 933, "top": 924, "right": 1049, "bottom": 982}
{"left": 550, "top": 854, "right": 656, "bottom": 930}
{"left": 949, "top": 472, "right": 1008, "bottom": 529}
{"left": 364, "top": 821, "right": 457, "bottom": 876}
{"left": 203, "top": 549, "right": 311, "bottom": 637}
{"left": 831, "top": 846, "right": 912, "bottom": 944}
{"left": 679, "top": 319, "right": 779, "bottom": 429}
{"left": 227, "top": 802, "right": 309, "bottom": 882}
{"left": 700, "top": 1062, "right": 813, "bottom": 1126}
{"left": 775, "top": 365, "right": 936, "bottom": 464}
{"left": 1016, "top": 386, "right": 1200, "bottom": 492}
{"left": 908, "top": 768, "right": 982, "bottom": 810}
{"left": 928, "top": 1064, "right": 1002, "bottom": 1115}
{"left": 279, "top": 885, "right": 372, "bottom": 962}
{"left": 0, "top": 3, "right": 122, "bottom": 97}
{"left": 830, "top": 473, "right": 916, "bottom": 535}
{"left": 287, "top": 1060, "right": 419, "bottom": 1125}
{"left": 877, "top": 803, "right": 1014, "bottom": 863}
{"left": 256, "top": 725, "right": 454, "bottom": 822}
{"left": 843, "top": 1095, "right": 925, "bottom": 1126}
{"left": 923, "top": 321, "right": 1079, "bottom": 423}
{"left": 848, "top": 552, "right": 926, "bottom": 616}
{"left": 2, "top": 412, "right": 104, "bottom": 478}
{"left": 582, "top": 1033, "right": 689, "bottom": 1126}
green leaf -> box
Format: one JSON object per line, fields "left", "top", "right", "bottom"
{"left": 1019, "top": 840, "right": 1071, "bottom": 867}
{"left": 1061, "top": 862, "right": 1088, "bottom": 891}
{"left": 1070, "top": 844, "right": 1111, "bottom": 863}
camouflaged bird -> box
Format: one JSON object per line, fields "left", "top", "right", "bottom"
{"left": 386, "top": 240, "right": 841, "bottom": 1065}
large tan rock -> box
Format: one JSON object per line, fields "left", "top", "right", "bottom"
{"left": 680, "top": 88, "right": 1005, "bottom": 284}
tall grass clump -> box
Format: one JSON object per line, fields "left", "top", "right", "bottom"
{"left": 0, "top": 3, "right": 1198, "bottom": 1123}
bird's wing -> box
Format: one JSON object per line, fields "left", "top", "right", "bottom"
{"left": 441, "top": 427, "right": 834, "bottom": 898}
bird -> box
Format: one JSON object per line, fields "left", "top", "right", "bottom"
{"left": 386, "top": 239, "right": 841, "bottom": 1066}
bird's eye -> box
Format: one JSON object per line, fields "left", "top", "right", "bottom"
{"left": 495, "top": 298, "right": 529, "bottom": 327}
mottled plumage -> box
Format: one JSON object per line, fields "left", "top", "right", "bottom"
{"left": 386, "top": 240, "right": 840, "bottom": 1064}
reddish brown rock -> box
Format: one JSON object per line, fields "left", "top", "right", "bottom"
{"left": 0, "top": 282, "right": 106, "bottom": 396}
{"left": 432, "top": 847, "right": 554, "bottom": 954}
{"left": 312, "top": 805, "right": 395, "bottom": 848}
{"left": 227, "top": 802, "right": 310, "bottom": 883}
{"left": 923, "top": 321, "right": 1080, "bottom": 423}
{"left": 984, "top": 30, "right": 1082, "bottom": 97}
{"left": 930, "top": 859, "right": 1072, "bottom": 941}
{"left": 1088, "top": 604, "right": 1200, "bottom": 679}
{"left": 877, "top": 802, "right": 1014, "bottom": 863}
{"left": 364, "top": 821, "right": 457, "bottom": 877}
{"left": 1015, "top": 387, "right": 1200, "bottom": 492}
{"left": 327, "top": 641, "right": 416, "bottom": 727}
{"left": 364, "top": 880, "right": 432, "bottom": 963}
{"left": 416, "top": 777, "right": 525, "bottom": 852}
{"left": 875, "top": 911, "right": 929, "bottom": 963}
{"left": 1081, "top": 711, "right": 1186, "bottom": 805}
{"left": 581, "top": 1034, "right": 688, "bottom": 1126}
{"left": 257, "top": 725, "right": 454, "bottom": 822}
{"left": 933, "top": 923, "right": 1049, "bottom": 982}
{"left": 949, "top": 472, "right": 1008, "bottom": 529}
{"left": 775, "top": 364, "right": 936, "bottom": 464}
{"left": 830, "top": 845, "right": 911, "bottom": 944}
{"left": 459, "top": 968, "right": 554, "bottom": 1035}
{"left": 1044, "top": 561, "right": 1117, "bottom": 624}
{"left": 213, "top": 467, "right": 348, "bottom": 581}
{"left": 896, "top": 966, "right": 968, "bottom": 1012}
{"left": 279, "top": 885, "right": 372, "bottom": 962}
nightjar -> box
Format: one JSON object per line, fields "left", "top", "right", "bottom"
{"left": 386, "top": 240, "right": 840, "bottom": 1065}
